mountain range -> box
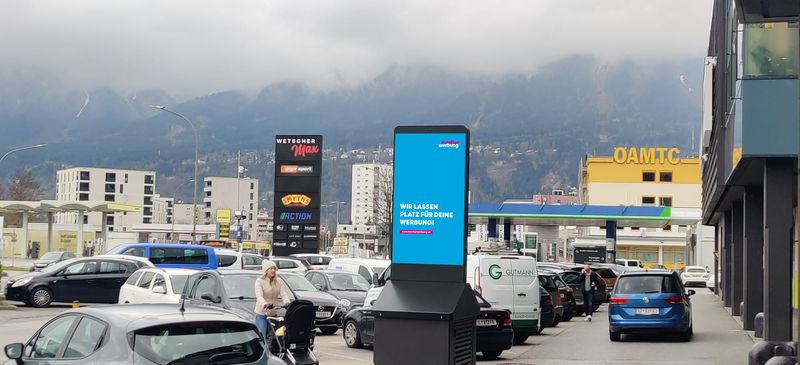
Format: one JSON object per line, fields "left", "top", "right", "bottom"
{"left": 0, "top": 55, "right": 703, "bottom": 214}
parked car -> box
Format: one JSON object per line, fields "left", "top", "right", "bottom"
{"left": 291, "top": 253, "right": 334, "bottom": 270}
{"left": 570, "top": 266, "right": 618, "bottom": 298}
{"left": 538, "top": 273, "right": 564, "bottom": 326}
{"left": 680, "top": 266, "right": 710, "bottom": 287}
{"left": 117, "top": 267, "right": 195, "bottom": 304}
{"left": 110, "top": 243, "right": 218, "bottom": 269}
{"left": 342, "top": 291, "right": 514, "bottom": 360}
{"left": 555, "top": 270, "right": 607, "bottom": 315}
{"left": 28, "top": 251, "right": 76, "bottom": 272}
{"left": 616, "top": 259, "right": 643, "bottom": 268}
{"left": 2, "top": 304, "right": 280, "bottom": 364}
{"left": 707, "top": 272, "right": 719, "bottom": 291}
{"left": 327, "top": 258, "right": 391, "bottom": 286}
{"left": 268, "top": 256, "right": 312, "bottom": 274}
{"left": 182, "top": 269, "right": 346, "bottom": 335}
{"left": 306, "top": 270, "right": 370, "bottom": 310}
{"left": 647, "top": 264, "right": 669, "bottom": 272}
{"left": 543, "top": 270, "right": 576, "bottom": 321}
{"left": 608, "top": 271, "right": 694, "bottom": 341}
{"left": 216, "top": 249, "right": 265, "bottom": 271}
{"left": 539, "top": 287, "right": 554, "bottom": 332}
{"left": 5, "top": 257, "right": 151, "bottom": 308}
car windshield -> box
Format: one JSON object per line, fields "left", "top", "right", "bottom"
{"left": 615, "top": 275, "right": 680, "bottom": 294}
{"left": 282, "top": 275, "right": 317, "bottom": 292}
{"left": 132, "top": 321, "right": 263, "bottom": 365}
{"left": 169, "top": 275, "right": 189, "bottom": 294}
{"left": 302, "top": 255, "right": 331, "bottom": 265}
{"left": 39, "top": 252, "right": 62, "bottom": 260}
{"left": 221, "top": 274, "right": 258, "bottom": 299}
{"left": 372, "top": 267, "right": 388, "bottom": 276}
{"left": 325, "top": 272, "right": 370, "bottom": 291}
{"left": 40, "top": 258, "right": 80, "bottom": 274}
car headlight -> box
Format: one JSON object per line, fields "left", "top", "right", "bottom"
{"left": 339, "top": 299, "right": 351, "bottom": 308}
{"left": 12, "top": 277, "right": 32, "bottom": 287}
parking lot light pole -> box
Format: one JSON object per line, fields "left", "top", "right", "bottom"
{"left": 330, "top": 201, "right": 347, "bottom": 235}
{"left": 151, "top": 106, "right": 199, "bottom": 244}
{"left": 0, "top": 144, "right": 48, "bottom": 164}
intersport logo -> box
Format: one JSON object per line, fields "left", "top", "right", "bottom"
{"left": 438, "top": 140, "right": 459, "bottom": 149}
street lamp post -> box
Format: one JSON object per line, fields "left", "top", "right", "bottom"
{"left": 171, "top": 179, "right": 194, "bottom": 242}
{"left": 0, "top": 143, "right": 47, "bottom": 263}
{"left": 321, "top": 204, "right": 331, "bottom": 251}
{"left": 330, "top": 201, "right": 347, "bottom": 235}
{"left": 151, "top": 106, "right": 199, "bottom": 244}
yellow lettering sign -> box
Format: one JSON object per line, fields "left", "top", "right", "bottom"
{"left": 612, "top": 147, "right": 681, "bottom": 165}
{"left": 281, "top": 194, "right": 312, "bottom": 207}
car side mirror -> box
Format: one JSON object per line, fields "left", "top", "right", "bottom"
{"left": 314, "top": 283, "right": 324, "bottom": 291}
{"left": 152, "top": 286, "right": 167, "bottom": 294}
{"left": 370, "top": 299, "right": 376, "bottom": 306}
{"left": 373, "top": 273, "right": 379, "bottom": 285}
{"left": 688, "top": 290, "right": 696, "bottom": 296}
{"left": 5, "top": 343, "right": 23, "bottom": 362}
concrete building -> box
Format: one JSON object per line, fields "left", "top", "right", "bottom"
{"left": 152, "top": 196, "right": 173, "bottom": 225}
{"left": 350, "top": 163, "right": 392, "bottom": 226}
{"left": 577, "top": 147, "right": 709, "bottom": 269}
{"left": 173, "top": 203, "right": 200, "bottom": 225}
{"left": 531, "top": 190, "right": 579, "bottom": 205}
{"left": 701, "top": 0, "right": 799, "bottom": 360}
{"left": 202, "top": 177, "right": 259, "bottom": 240}
{"left": 256, "top": 213, "right": 273, "bottom": 242}
{"left": 55, "top": 167, "right": 156, "bottom": 232}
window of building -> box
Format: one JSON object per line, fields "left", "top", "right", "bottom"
{"left": 631, "top": 226, "right": 640, "bottom": 231}
{"left": 642, "top": 171, "right": 655, "bottom": 182}
{"left": 205, "top": 191, "right": 211, "bottom": 197}
{"left": 104, "top": 194, "right": 115, "bottom": 202}
{"left": 106, "top": 216, "right": 114, "bottom": 225}
{"left": 144, "top": 197, "right": 152, "bottom": 206}
{"left": 120, "top": 184, "right": 124, "bottom": 194}
{"left": 145, "top": 175, "right": 154, "bottom": 184}
{"left": 83, "top": 215, "right": 88, "bottom": 224}
{"left": 143, "top": 218, "right": 152, "bottom": 224}
{"left": 249, "top": 203, "right": 254, "bottom": 210}
{"left": 80, "top": 182, "right": 90, "bottom": 192}
{"left": 659, "top": 197, "right": 673, "bottom": 207}
{"left": 79, "top": 171, "right": 90, "bottom": 180}
{"left": 659, "top": 171, "right": 673, "bottom": 182}
{"left": 79, "top": 193, "right": 89, "bottom": 201}
{"left": 250, "top": 183, "right": 254, "bottom": 190}
{"left": 143, "top": 207, "right": 152, "bottom": 216}
{"left": 743, "top": 22, "right": 799, "bottom": 77}
{"left": 144, "top": 186, "right": 154, "bottom": 195}
{"left": 205, "top": 202, "right": 211, "bottom": 208}
{"left": 642, "top": 196, "right": 656, "bottom": 205}
{"left": 105, "top": 173, "right": 116, "bottom": 182}
{"left": 124, "top": 174, "right": 128, "bottom": 183}
{"left": 105, "top": 183, "right": 114, "bottom": 193}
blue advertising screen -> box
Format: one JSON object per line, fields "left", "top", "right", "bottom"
{"left": 392, "top": 131, "right": 467, "bottom": 266}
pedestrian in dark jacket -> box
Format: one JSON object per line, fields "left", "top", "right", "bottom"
{"left": 578, "top": 263, "right": 604, "bottom": 322}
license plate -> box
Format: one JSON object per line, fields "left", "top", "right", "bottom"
{"left": 635, "top": 308, "right": 660, "bottom": 315}
{"left": 476, "top": 319, "right": 497, "bottom": 327}
{"left": 316, "top": 311, "right": 331, "bottom": 318}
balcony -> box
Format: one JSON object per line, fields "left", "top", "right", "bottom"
{"left": 145, "top": 175, "right": 155, "bottom": 185}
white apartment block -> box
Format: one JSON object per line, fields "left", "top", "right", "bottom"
{"left": 153, "top": 196, "right": 173, "bottom": 225}
{"left": 350, "top": 163, "right": 392, "bottom": 226}
{"left": 55, "top": 167, "right": 156, "bottom": 232}
{"left": 173, "top": 203, "right": 201, "bottom": 225}
{"left": 203, "top": 177, "right": 259, "bottom": 239}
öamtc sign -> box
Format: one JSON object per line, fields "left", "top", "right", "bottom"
{"left": 613, "top": 147, "right": 681, "bottom": 165}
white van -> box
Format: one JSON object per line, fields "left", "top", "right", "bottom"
{"left": 327, "top": 258, "right": 390, "bottom": 286}
{"left": 467, "top": 254, "right": 540, "bottom": 344}
{"left": 615, "top": 259, "right": 643, "bottom": 268}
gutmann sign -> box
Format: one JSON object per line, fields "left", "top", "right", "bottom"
{"left": 274, "top": 135, "right": 322, "bottom": 255}
{"left": 612, "top": 147, "right": 681, "bottom": 165}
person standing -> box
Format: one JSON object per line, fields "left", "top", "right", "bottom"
{"left": 254, "top": 260, "right": 291, "bottom": 340}
{"left": 578, "top": 263, "right": 603, "bottom": 322}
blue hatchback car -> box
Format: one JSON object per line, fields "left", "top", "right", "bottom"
{"left": 608, "top": 271, "right": 694, "bottom": 342}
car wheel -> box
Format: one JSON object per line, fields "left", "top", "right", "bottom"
{"left": 343, "top": 320, "right": 363, "bottom": 348}
{"left": 680, "top": 326, "right": 693, "bottom": 342}
{"left": 552, "top": 315, "right": 561, "bottom": 327}
{"left": 609, "top": 331, "right": 621, "bottom": 342}
{"left": 320, "top": 327, "right": 338, "bottom": 335}
{"left": 29, "top": 287, "right": 53, "bottom": 308}
{"left": 481, "top": 350, "right": 502, "bottom": 360}
{"left": 562, "top": 312, "right": 573, "bottom": 322}
{"left": 512, "top": 332, "right": 529, "bottom": 345}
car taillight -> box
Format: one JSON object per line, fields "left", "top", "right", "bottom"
{"left": 665, "top": 295, "right": 684, "bottom": 304}
{"left": 503, "top": 314, "right": 512, "bottom": 327}
{"left": 609, "top": 297, "right": 629, "bottom": 305}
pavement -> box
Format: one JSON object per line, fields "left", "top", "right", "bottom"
{"left": 0, "top": 289, "right": 754, "bottom": 364}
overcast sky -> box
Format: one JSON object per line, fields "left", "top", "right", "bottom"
{"left": 1, "top": 1, "right": 713, "bottom": 95}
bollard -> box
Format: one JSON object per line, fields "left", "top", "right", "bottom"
{"left": 755, "top": 312, "right": 765, "bottom": 338}
{"left": 749, "top": 341, "right": 796, "bottom": 365}
{"left": 765, "top": 356, "right": 797, "bottom": 365}
{"left": 72, "top": 301, "right": 79, "bottom": 309}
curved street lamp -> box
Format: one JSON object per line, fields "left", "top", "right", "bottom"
{"left": 0, "top": 144, "right": 48, "bottom": 164}
{"left": 151, "top": 105, "right": 199, "bottom": 243}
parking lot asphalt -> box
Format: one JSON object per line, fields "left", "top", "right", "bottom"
{"left": 0, "top": 290, "right": 753, "bottom": 364}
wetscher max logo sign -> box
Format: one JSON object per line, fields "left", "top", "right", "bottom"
{"left": 291, "top": 144, "right": 319, "bottom": 157}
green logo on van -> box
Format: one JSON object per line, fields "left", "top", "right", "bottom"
{"left": 489, "top": 264, "right": 502, "bottom": 280}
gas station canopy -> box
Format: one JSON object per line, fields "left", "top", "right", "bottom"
{"left": 0, "top": 200, "right": 142, "bottom": 214}
{"left": 468, "top": 203, "right": 700, "bottom": 228}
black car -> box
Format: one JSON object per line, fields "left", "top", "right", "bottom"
{"left": 2, "top": 304, "right": 279, "bottom": 364}
{"left": 183, "top": 270, "right": 345, "bottom": 335}
{"left": 305, "top": 270, "right": 370, "bottom": 310}
{"left": 28, "top": 251, "right": 76, "bottom": 272}
{"left": 539, "top": 287, "right": 555, "bottom": 332}
{"left": 342, "top": 291, "right": 514, "bottom": 360}
{"left": 5, "top": 257, "right": 149, "bottom": 307}
{"left": 553, "top": 273, "right": 577, "bottom": 321}
{"left": 538, "top": 273, "right": 564, "bottom": 326}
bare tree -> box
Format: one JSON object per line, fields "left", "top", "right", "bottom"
{"left": 8, "top": 170, "right": 42, "bottom": 201}
{"left": 371, "top": 164, "right": 393, "bottom": 257}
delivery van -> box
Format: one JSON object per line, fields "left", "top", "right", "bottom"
{"left": 467, "top": 254, "right": 541, "bottom": 344}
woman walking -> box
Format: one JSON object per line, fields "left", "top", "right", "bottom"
{"left": 255, "top": 260, "right": 291, "bottom": 340}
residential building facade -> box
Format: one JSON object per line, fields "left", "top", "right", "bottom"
{"left": 203, "top": 177, "right": 259, "bottom": 240}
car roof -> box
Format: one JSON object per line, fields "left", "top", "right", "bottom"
{"left": 118, "top": 243, "right": 213, "bottom": 249}
{"left": 313, "top": 270, "right": 361, "bottom": 275}
{"left": 291, "top": 253, "right": 332, "bottom": 257}
{"left": 329, "top": 258, "right": 390, "bottom": 265}
{"left": 135, "top": 267, "right": 199, "bottom": 275}
{"left": 618, "top": 271, "right": 675, "bottom": 277}
{"left": 71, "top": 304, "right": 252, "bottom": 330}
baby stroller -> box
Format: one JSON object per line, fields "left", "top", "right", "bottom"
{"left": 268, "top": 299, "right": 319, "bottom": 365}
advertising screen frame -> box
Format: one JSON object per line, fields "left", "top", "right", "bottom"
{"left": 391, "top": 125, "right": 470, "bottom": 283}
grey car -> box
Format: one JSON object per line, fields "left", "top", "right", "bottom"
{"left": 2, "top": 303, "right": 285, "bottom": 364}
{"left": 305, "top": 270, "right": 370, "bottom": 311}
{"left": 28, "top": 251, "right": 75, "bottom": 272}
